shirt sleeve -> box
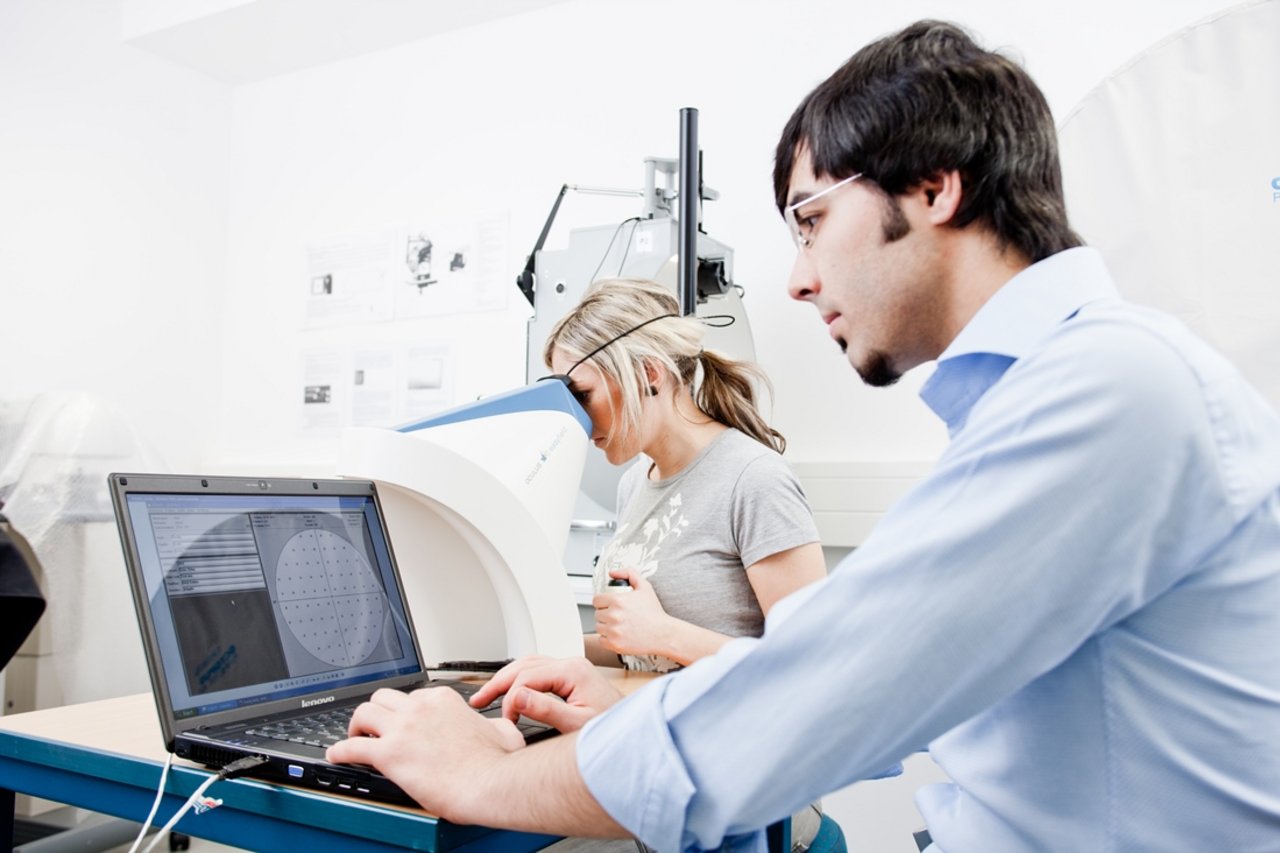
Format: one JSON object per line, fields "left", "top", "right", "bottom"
{"left": 730, "top": 453, "right": 821, "bottom": 568}
{"left": 576, "top": 318, "right": 1233, "bottom": 850}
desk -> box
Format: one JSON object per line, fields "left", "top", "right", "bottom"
{"left": 0, "top": 670, "right": 657, "bottom": 852}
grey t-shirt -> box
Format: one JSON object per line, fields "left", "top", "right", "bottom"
{"left": 595, "top": 428, "right": 820, "bottom": 672}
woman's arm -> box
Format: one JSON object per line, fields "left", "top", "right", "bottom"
{"left": 581, "top": 632, "right": 624, "bottom": 667}
{"left": 593, "top": 569, "right": 734, "bottom": 666}
{"left": 594, "top": 542, "right": 826, "bottom": 667}
{"left": 744, "top": 541, "right": 827, "bottom": 615}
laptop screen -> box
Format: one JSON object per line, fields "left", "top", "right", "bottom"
{"left": 122, "top": 488, "right": 423, "bottom": 720}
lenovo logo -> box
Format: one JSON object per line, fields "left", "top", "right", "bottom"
{"left": 301, "top": 695, "right": 336, "bottom": 708}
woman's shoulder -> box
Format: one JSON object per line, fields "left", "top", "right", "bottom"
{"left": 711, "top": 427, "right": 786, "bottom": 466}
{"left": 695, "top": 430, "right": 797, "bottom": 488}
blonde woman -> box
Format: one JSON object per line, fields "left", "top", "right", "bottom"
{"left": 543, "top": 277, "right": 826, "bottom": 673}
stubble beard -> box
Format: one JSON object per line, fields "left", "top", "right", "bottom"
{"left": 856, "top": 349, "right": 901, "bottom": 387}
{"left": 854, "top": 192, "right": 911, "bottom": 388}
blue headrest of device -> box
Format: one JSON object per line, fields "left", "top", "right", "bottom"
{"left": 396, "top": 380, "right": 591, "bottom": 437}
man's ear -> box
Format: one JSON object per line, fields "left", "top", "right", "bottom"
{"left": 917, "top": 170, "right": 963, "bottom": 225}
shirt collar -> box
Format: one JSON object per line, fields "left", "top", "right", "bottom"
{"left": 920, "top": 247, "right": 1120, "bottom": 432}
{"left": 935, "top": 246, "right": 1119, "bottom": 363}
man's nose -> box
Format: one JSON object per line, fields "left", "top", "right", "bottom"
{"left": 787, "top": 252, "right": 819, "bottom": 302}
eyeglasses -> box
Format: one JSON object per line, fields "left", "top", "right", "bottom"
{"left": 784, "top": 173, "right": 862, "bottom": 250}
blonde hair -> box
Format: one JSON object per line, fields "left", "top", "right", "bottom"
{"left": 543, "top": 277, "right": 785, "bottom": 453}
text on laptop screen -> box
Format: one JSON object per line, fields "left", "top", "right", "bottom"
{"left": 125, "top": 492, "right": 422, "bottom": 718}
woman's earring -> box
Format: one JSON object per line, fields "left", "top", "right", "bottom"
{"left": 647, "top": 385, "right": 658, "bottom": 397}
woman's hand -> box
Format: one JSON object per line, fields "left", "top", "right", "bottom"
{"left": 592, "top": 567, "right": 675, "bottom": 659}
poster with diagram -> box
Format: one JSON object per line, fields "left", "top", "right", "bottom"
{"left": 395, "top": 212, "right": 510, "bottom": 319}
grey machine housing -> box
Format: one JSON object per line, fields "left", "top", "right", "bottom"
{"left": 521, "top": 154, "right": 756, "bottom": 585}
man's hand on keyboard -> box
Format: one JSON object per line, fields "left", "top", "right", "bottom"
{"left": 469, "top": 656, "right": 624, "bottom": 734}
{"left": 327, "top": 685, "right": 525, "bottom": 815}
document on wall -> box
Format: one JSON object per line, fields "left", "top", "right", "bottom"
{"left": 402, "top": 344, "right": 454, "bottom": 421}
{"left": 350, "top": 346, "right": 397, "bottom": 427}
{"left": 395, "top": 212, "right": 510, "bottom": 319}
{"left": 298, "top": 343, "right": 458, "bottom": 437}
{"left": 304, "top": 231, "right": 396, "bottom": 328}
{"left": 300, "top": 348, "right": 345, "bottom": 437}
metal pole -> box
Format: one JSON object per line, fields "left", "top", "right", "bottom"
{"left": 678, "top": 107, "right": 699, "bottom": 317}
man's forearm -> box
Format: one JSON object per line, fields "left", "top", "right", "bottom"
{"left": 456, "top": 732, "right": 631, "bottom": 839}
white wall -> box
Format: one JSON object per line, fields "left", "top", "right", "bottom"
{"left": 213, "top": 0, "right": 1240, "bottom": 475}
{"left": 0, "top": 0, "right": 232, "bottom": 474}
{"left": 0, "top": 0, "right": 1245, "bottom": 474}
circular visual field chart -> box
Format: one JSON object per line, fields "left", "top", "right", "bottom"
{"left": 275, "top": 529, "right": 387, "bottom": 667}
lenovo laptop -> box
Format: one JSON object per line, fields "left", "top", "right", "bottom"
{"left": 109, "top": 472, "right": 552, "bottom": 805}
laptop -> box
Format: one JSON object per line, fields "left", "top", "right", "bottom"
{"left": 109, "top": 472, "right": 553, "bottom": 805}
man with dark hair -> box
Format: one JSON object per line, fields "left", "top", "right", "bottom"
{"left": 775, "top": 21, "right": 1083, "bottom": 269}
{"left": 330, "top": 20, "right": 1280, "bottom": 851}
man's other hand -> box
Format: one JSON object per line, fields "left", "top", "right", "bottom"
{"left": 470, "top": 655, "right": 624, "bottom": 733}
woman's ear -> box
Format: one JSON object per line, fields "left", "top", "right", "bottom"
{"left": 642, "top": 359, "right": 663, "bottom": 397}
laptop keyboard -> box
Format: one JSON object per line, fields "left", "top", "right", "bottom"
{"left": 245, "top": 706, "right": 362, "bottom": 748}
{"left": 239, "top": 684, "right": 542, "bottom": 750}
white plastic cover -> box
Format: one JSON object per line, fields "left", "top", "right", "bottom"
{"left": 1059, "top": 0, "right": 1280, "bottom": 407}
{"left": 339, "top": 408, "right": 588, "bottom": 661}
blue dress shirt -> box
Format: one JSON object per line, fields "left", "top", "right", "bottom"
{"left": 576, "top": 248, "right": 1280, "bottom": 851}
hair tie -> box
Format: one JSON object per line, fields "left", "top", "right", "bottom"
{"left": 564, "top": 314, "right": 677, "bottom": 376}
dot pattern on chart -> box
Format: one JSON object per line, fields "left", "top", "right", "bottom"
{"left": 276, "top": 529, "right": 386, "bottom": 667}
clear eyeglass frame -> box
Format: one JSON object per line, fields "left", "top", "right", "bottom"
{"left": 784, "top": 173, "right": 863, "bottom": 249}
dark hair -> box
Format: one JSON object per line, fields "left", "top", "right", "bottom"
{"left": 773, "top": 20, "right": 1082, "bottom": 263}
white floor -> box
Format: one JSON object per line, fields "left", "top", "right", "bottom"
{"left": 14, "top": 807, "right": 243, "bottom": 853}
{"left": 825, "top": 752, "right": 949, "bottom": 851}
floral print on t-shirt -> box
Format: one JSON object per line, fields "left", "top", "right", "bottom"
{"left": 595, "top": 492, "right": 689, "bottom": 672}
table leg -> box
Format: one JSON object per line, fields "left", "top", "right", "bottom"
{"left": 767, "top": 818, "right": 791, "bottom": 852}
{"left": 2, "top": 786, "right": 14, "bottom": 851}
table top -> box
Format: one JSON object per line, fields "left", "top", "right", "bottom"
{"left": 0, "top": 667, "right": 655, "bottom": 762}
{"left": 0, "top": 667, "right": 657, "bottom": 851}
